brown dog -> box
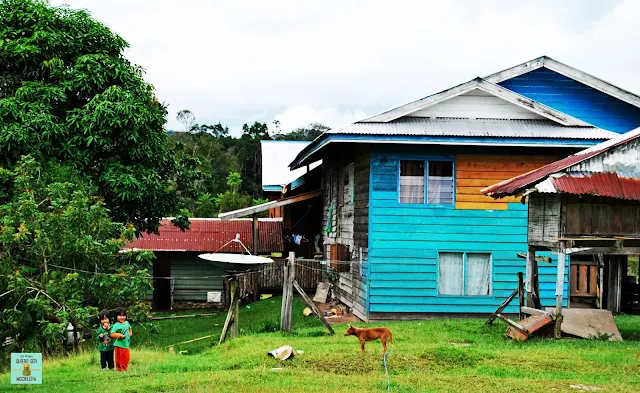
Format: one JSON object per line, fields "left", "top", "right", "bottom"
{"left": 344, "top": 324, "right": 394, "bottom": 355}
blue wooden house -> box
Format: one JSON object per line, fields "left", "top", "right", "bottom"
{"left": 289, "top": 56, "right": 640, "bottom": 320}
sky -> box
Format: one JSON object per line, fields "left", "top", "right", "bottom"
{"left": 51, "top": 0, "right": 640, "bottom": 136}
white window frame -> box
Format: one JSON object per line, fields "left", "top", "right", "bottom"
{"left": 437, "top": 252, "right": 492, "bottom": 296}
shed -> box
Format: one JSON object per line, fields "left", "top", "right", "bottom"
{"left": 482, "top": 127, "right": 640, "bottom": 333}
{"left": 126, "top": 218, "right": 283, "bottom": 310}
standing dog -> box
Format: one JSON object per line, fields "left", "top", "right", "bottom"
{"left": 344, "top": 324, "right": 394, "bottom": 355}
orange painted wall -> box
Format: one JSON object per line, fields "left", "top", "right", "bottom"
{"left": 455, "top": 154, "right": 557, "bottom": 210}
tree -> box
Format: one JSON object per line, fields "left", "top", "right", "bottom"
{"left": 237, "top": 122, "right": 271, "bottom": 197}
{"left": 0, "top": 0, "right": 190, "bottom": 234}
{"left": 176, "top": 109, "right": 196, "bottom": 132}
{"left": 273, "top": 122, "right": 330, "bottom": 141}
{"left": 215, "top": 172, "right": 267, "bottom": 215}
{"left": 0, "top": 157, "right": 153, "bottom": 354}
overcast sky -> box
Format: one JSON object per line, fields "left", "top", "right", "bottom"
{"left": 52, "top": 0, "right": 639, "bottom": 136}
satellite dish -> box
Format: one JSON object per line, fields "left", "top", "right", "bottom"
{"left": 198, "top": 253, "right": 273, "bottom": 273}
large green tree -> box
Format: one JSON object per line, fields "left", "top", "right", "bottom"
{"left": 0, "top": 0, "right": 187, "bottom": 234}
{"left": 0, "top": 157, "right": 153, "bottom": 354}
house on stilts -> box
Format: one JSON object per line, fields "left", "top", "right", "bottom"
{"left": 287, "top": 56, "right": 640, "bottom": 320}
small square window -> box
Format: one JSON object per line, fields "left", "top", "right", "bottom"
{"left": 428, "top": 161, "right": 454, "bottom": 204}
{"left": 399, "top": 160, "right": 425, "bottom": 204}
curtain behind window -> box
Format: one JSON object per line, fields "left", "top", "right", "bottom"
{"left": 428, "top": 161, "right": 454, "bottom": 204}
{"left": 466, "top": 253, "right": 491, "bottom": 296}
{"left": 438, "top": 252, "right": 463, "bottom": 295}
{"left": 399, "top": 160, "right": 425, "bottom": 204}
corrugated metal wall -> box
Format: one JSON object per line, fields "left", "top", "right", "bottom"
{"left": 130, "top": 218, "right": 283, "bottom": 253}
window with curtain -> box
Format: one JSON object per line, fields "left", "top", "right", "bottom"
{"left": 399, "top": 160, "right": 425, "bottom": 204}
{"left": 428, "top": 161, "right": 454, "bottom": 204}
{"left": 438, "top": 252, "right": 491, "bottom": 296}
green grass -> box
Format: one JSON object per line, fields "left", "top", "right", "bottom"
{"left": 3, "top": 298, "right": 640, "bottom": 392}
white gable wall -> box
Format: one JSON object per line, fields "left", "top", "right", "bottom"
{"left": 409, "top": 89, "right": 547, "bottom": 120}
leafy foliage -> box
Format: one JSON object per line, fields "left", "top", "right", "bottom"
{"left": 0, "top": 0, "right": 190, "bottom": 234}
{"left": 0, "top": 157, "right": 153, "bottom": 354}
{"left": 168, "top": 117, "right": 329, "bottom": 216}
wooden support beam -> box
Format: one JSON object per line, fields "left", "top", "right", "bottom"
{"left": 252, "top": 214, "right": 259, "bottom": 256}
{"left": 219, "top": 279, "right": 237, "bottom": 344}
{"left": 292, "top": 280, "right": 334, "bottom": 335}
{"left": 521, "top": 307, "right": 553, "bottom": 317}
{"left": 554, "top": 247, "right": 566, "bottom": 339}
{"left": 486, "top": 287, "right": 518, "bottom": 325}
{"left": 280, "top": 252, "right": 295, "bottom": 332}
{"left": 518, "top": 272, "right": 524, "bottom": 320}
{"left": 525, "top": 248, "right": 534, "bottom": 307}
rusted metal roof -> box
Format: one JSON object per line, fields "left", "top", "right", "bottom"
{"left": 127, "top": 219, "right": 283, "bottom": 253}
{"left": 482, "top": 127, "right": 640, "bottom": 198}
{"left": 548, "top": 173, "right": 640, "bottom": 201}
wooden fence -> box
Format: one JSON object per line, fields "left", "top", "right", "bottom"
{"left": 229, "top": 259, "right": 326, "bottom": 304}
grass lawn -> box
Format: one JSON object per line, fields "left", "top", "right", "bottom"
{"left": 3, "top": 297, "right": 640, "bottom": 393}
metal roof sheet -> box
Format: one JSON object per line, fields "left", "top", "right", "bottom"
{"left": 327, "top": 118, "right": 615, "bottom": 140}
{"left": 261, "top": 141, "right": 321, "bottom": 190}
{"left": 126, "top": 218, "right": 283, "bottom": 253}
{"left": 482, "top": 127, "right": 640, "bottom": 197}
{"left": 548, "top": 173, "right": 640, "bottom": 201}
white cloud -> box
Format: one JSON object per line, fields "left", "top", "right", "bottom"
{"left": 269, "top": 106, "right": 368, "bottom": 134}
{"left": 50, "top": 0, "right": 638, "bottom": 136}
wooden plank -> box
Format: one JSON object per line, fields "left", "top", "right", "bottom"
{"left": 555, "top": 249, "right": 566, "bottom": 339}
{"left": 546, "top": 308, "right": 623, "bottom": 341}
{"left": 579, "top": 265, "right": 588, "bottom": 294}
{"left": 570, "top": 265, "right": 578, "bottom": 294}
{"left": 455, "top": 202, "right": 509, "bottom": 210}
{"left": 219, "top": 279, "right": 237, "bottom": 344}
{"left": 496, "top": 314, "right": 529, "bottom": 338}
{"left": 518, "top": 272, "right": 524, "bottom": 320}
{"left": 486, "top": 287, "right": 518, "bottom": 325}
{"left": 293, "top": 280, "right": 334, "bottom": 335}
{"left": 521, "top": 307, "right": 550, "bottom": 317}
{"left": 456, "top": 194, "right": 521, "bottom": 203}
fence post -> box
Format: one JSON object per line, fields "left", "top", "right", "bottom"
{"left": 280, "top": 252, "right": 295, "bottom": 332}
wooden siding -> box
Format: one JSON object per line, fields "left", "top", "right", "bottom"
{"left": 528, "top": 194, "right": 562, "bottom": 248}
{"left": 563, "top": 195, "right": 640, "bottom": 236}
{"left": 499, "top": 68, "right": 640, "bottom": 133}
{"left": 369, "top": 146, "right": 568, "bottom": 314}
{"left": 411, "top": 89, "right": 546, "bottom": 120}
{"left": 322, "top": 145, "right": 370, "bottom": 319}
{"left": 456, "top": 154, "right": 557, "bottom": 210}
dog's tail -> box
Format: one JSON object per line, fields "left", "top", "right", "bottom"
{"left": 390, "top": 331, "right": 394, "bottom": 345}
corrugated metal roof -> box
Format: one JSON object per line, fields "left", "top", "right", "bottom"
{"left": 127, "top": 219, "right": 283, "bottom": 253}
{"left": 327, "top": 118, "right": 615, "bottom": 140}
{"left": 261, "top": 141, "right": 321, "bottom": 190}
{"left": 548, "top": 173, "right": 640, "bottom": 201}
{"left": 482, "top": 127, "right": 640, "bottom": 198}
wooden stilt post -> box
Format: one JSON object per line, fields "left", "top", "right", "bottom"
{"left": 554, "top": 246, "right": 566, "bottom": 339}
{"left": 517, "top": 272, "right": 524, "bottom": 320}
{"left": 231, "top": 277, "right": 239, "bottom": 338}
{"left": 608, "top": 256, "right": 622, "bottom": 313}
{"left": 280, "top": 252, "right": 295, "bottom": 332}
{"left": 525, "top": 247, "right": 535, "bottom": 307}
{"left": 598, "top": 254, "right": 604, "bottom": 309}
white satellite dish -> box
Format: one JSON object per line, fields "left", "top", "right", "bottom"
{"left": 198, "top": 254, "right": 273, "bottom": 273}
{"left": 198, "top": 253, "right": 273, "bottom": 266}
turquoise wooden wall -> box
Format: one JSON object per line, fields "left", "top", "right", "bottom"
{"left": 367, "top": 148, "right": 569, "bottom": 314}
